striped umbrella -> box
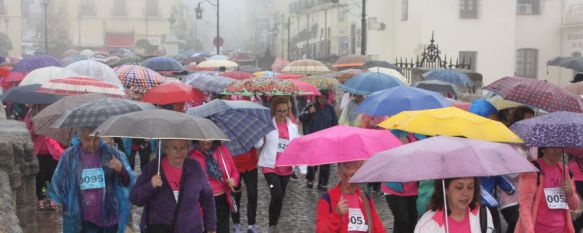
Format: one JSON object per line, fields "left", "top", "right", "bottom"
{"left": 282, "top": 59, "right": 330, "bottom": 75}
{"left": 142, "top": 56, "right": 185, "bottom": 72}
{"left": 333, "top": 55, "right": 370, "bottom": 69}
{"left": 18, "top": 66, "right": 77, "bottom": 86}
{"left": 114, "top": 65, "right": 162, "bottom": 89}
{"left": 37, "top": 76, "right": 127, "bottom": 97}
{"left": 197, "top": 60, "right": 239, "bottom": 68}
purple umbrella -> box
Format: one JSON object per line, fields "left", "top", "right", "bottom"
{"left": 350, "top": 136, "right": 537, "bottom": 183}
{"left": 511, "top": 111, "right": 583, "bottom": 148}
{"left": 10, "top": 55, "right": 63, "bottom": 73}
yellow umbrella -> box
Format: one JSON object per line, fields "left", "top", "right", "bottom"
{"left": 378, "top": 107, "right": 523, "bottom": 143}
{"left": 486, "top": 95, "right": 524, "bottom": 110}
{"left": 197, "top": 60, "right": 238, "bottom": 68}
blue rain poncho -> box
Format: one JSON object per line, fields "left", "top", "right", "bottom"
{"left": 48, "top": 136, "right": 136, "bottom": 233}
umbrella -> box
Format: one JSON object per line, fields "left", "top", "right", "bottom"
{"left": 220, "top": 71, "right": 254, "bottom": 80}
{"left": 281, "top": 59, "right": 330, "bottom": 75}
{"left": 339, "top": 72, "right": 405, "bottom": 95}
{"left": 354, "top": 86, "right": 452, "bottom": 116}
{"left": 325, "top": 68, "right": 366, "bottom": 83}
{"left": 65, "top": 60, "right": 123, "bottom": 88}
{"left": 114, "top": 65, "right": 163, "bottom": 89}
{"left": 363, "top": 60, "right": 400, "bottom": 70}
{"left": 197, "top": 60, "right": 238, "bottom": 69}
{"left": 288, "top": 79, "right": 321, "bottom": 96}
{"left": 3, "top": 55, "right": 63, "bottom": 89}
{"left": 0, "top": 65, "right": 12, "bottom": 78}
{"left": 254, "top": 71, "right": 278, "bottom": 78}
{"left": 1, "top": 84, "right": 63, "bottom": 104}
{"left": 50, "top": 97, "right": 156, "bottom": 129}
{"left": 32, "top": 93, "right": 107, "bottom": 144}
{"left": 223, "top": 78, "right": 302, "bottom": 96}
{"left": 349, "top": 136, "right": 537, "bottom": 183}
{"left": 275, "top": 126, "right": 402, "bottom": 166}
{"left": 368, "top": 67, "right": 407, "bottom": 83}
{"left": 300, "top": 76, "right": 340, "bottom": 90}
{"left": 422, "top": 69, "right": 473, "bottom": 86}
{"left": 18, "top": 67, "right": 78, "bottom": 86}
{"left": 378, "top": 107, "right": 524, "bottom": 143}
{"left": 183, "top": 73, "right": 235, "bottom": 93}
{"left": 142, "top": 56, "right": 185, "bottom": 72}
{"left": 238, "top": 65, "right": 261, "bottom": 73}
{"left": 564, "top": 81, "right": 583, "bottom": 96}
{"left": 186, "top": 99, "right": 275, "bottom": 155}
{"left": 333, "top": 55, "right": 370, "bottom": 68}
{"left": 511, "top": 111, "right": 583, "bottom": 148}
{"left": 547, "top": 56, "right": 583, "bottom": 72}
{"left": 208, "top": 55, "right": 230, "bottom": 60}
{"left": 484, "top": 76, "right": 583, "bottom": 113}
{"left": 414, "top": 80, "right": 462, "bottom": 99}
{"left": 142, "top": 82, "right": 204, "bottom": 105}
{"left": 485, "top": 95, "right": 524, "bottom": 110}
{"left": 37, "top": 76, "right": 127, "bottom": 98}
{"left": 275, "top": 74, "right": 304, "bottom": 80}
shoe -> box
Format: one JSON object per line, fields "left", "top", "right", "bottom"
{"left": 37, "top": 200, "right": 45, "bottom": 210}
{"left": 269, "top": 225, "right": 277, "bottom": 233}
{"left": 290, "top": 173, "right": 298, "bottom": 181}
{"left": 317, "top": 185, "right": 328, "bottom": 192}
{"left": 247, "top": 225, "right": 258, "bottom": 233}
{"left": 233, "top": 223, "right": 241, "bottom": 233}
{"left": 307, "top": 181, "right": 314, "bottom": 189}
{"left": 46, "top": 200, "right": 57, "bottom": 210}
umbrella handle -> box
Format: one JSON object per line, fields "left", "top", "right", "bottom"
{"left": 218, "top": 147, "right": 241, "bottom": 193}
{"left": 157, "top": 139, "right": 161, "bottom": 175}
{"left": 442, "top": 179, "right": 450, "bottom": 233}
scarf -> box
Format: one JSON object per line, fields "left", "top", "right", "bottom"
{"left": 204, "top": 147, "right": 223, "bottom": 181}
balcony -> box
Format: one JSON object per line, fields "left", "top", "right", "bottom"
{"left": 565, "top": 3, "right": 583, "bottom": 25}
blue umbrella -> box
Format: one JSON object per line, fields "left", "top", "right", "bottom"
{"left": 142, "top": 56, "right": 185, "bottom": 72}
{"left": 469, "top": 98, "right": 497, "bottom": 118}
{"left": 363, "top": 60, "right": 400, "bottom": 70}
{"left": 339, "top": 72, "right": 405, "bottom": 95}
{"left": 354, "top": 86, "right": 451, "bottom": 116}
{"left": 422, "top": 69, "right": 472, "bottom": 86}
{"left": 187, "top": 99, "right": 275, "bottom": 155}
{"left": 1, "top": 84, "right": 63, "bottom": 104}
{"left": 183, "top": 72, "right": 235, "bottom": 93}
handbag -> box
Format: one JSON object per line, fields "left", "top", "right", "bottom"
{"left": 145, "top": 168, "right": 186, "bottom": 233}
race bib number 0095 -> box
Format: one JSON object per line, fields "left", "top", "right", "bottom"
{"left": 80, "top": 168, "right": 105, "bottom": 190}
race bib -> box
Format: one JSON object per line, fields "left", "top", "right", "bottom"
{"left": 347, "top": 208, "right": 368, "bottom": 232}
{"left": 80, "top": 168, "right": 105, "bottom": 190}
{"left": 173, "top": 191, "right": 179, "bottom": 203}
{"left": 277, "top": 138, "right": 289, "bottom": 153}
{"left": 544, "top": 187, "right": 568, "bottom": 209}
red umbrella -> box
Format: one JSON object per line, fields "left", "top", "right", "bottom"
{"left": 37, "top": 76, "right": 127, "bottom": 98}
{"left": 220, "top": 71, "right": 254, "bottom": 80}
{"left": 0, "top": 65, "right": 12, "bottom": 78}
{"left": 142, "top": 82, "right": 204, "bottom": 105}
{"left": 289, "top": 79, "right": 321, "bottom": 96}
{"left": 276, "top": 74, "right": 304, "bottom": 80}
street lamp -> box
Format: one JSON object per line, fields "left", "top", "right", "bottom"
{"left": 272, "top": 24, "right": 279, "bottom": 57}
{"left": 195, "top": 3, "right": 203, "bottom": 19}
{"left": 195, "top": 0, "right": 220, "bottom": 55}
{"left": 41, "top": 0, "right": 49, "bottom": 54}
{"left": 361, "top": 0, "right": 367, "bottom": 55}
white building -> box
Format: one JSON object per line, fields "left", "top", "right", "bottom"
{"left": 559, "top": 0, "right": 583, "bottom": 84}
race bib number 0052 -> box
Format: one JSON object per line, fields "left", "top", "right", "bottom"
{"left": 544, "top": 187, "right": 568, "bottom": 209}
{"left": 277, "top": 138, "right": 289, "bottom": 153}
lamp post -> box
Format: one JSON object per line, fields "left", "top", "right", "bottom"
{"left": 196, "top": 1, "right": 220, "bottom": 55}
{"left": 361, "top": 0, "right": 367, "bottom": 56}
{"left": 272, "top": 24, "right": 279, "bottom": 57}
{"left": 41, "top": 0, "right": 49, "bottom": 54}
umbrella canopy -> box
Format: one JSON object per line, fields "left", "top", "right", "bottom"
{"left": 18, "top": 67, "right": 78, "bottom": 86}
{"left": 223, "top": 78, "right": 302, "bottom": 96}
{"left": 354, "top": 86, "right": 452, "bottom": 117}
{"left": 325, "top": 68, "right": 366, "bottom": 83}
{"left": 1, "top": 84, "right": 63, "bottom": 104}
{"left": 564, "top": 81, "right": 583, "bottom": 96}
{"left": 65, "top": 60, "right": 123, "bottom": 88}
{"left": 0, "top": 65, "right": 12, "bottom": 78}
{"left": 414, "top": 80, "right": 462, "bottom": 99}
{"left": 281, "top": 59, "right": 330, "bottom": 75}
{"left": 485, "top": 95, "right": 524, "bottom": 110}
{"left": 50, "top": 97, "right": 156, "bottom": 129}
{"left": 350, "top": 136, "right": 538, "bottom": 183}
{"left": 32, "top": 93, "right": 107, "bottom": 144}
{"left": 368, "top": 67, "right": 407, "bottom": 83}
{"left": 275, "top": 74, "right": 304, "bottom": 80}
{"left": 363, "top": 60, "right": 400, "bottom": 70}
{"left": 94, "top": 109, "right": 229, "bottom": 141}
{"left": 37, "top": 76, "right": 127, "bottom": 97}
{"left": 208, "top": 55, "right": 230, "bottom": 60}
{"left": 142, "top": 82, "right": 204, "bottom": 105}
{"left": 378, "top": 107, "right": 523, "bottom": 143}
{"left": 197, "top": 60, "right": 238, "bottom": 69}
{"left": 484, "top": 76, "right": 583, "bottom": 113}
{"left": 186, "top": 99, "right": 274, "bottom": 155}
{"left": 114, "top": 65, "right": 162, "bottom": 90}
{"left": 300, "top": 76, "right": 340, "bottom": 90}
{"left": 4, "top": 55, "right": 63, "bottom": 90}
{"left": 238, "top": 65, "right": 261, "bottom": 73}
{"left": 142, "top": 56, "right": 185, "bottom": 72}
{"left": 511, "top": 111, "right": 583, "bottom": 147}
{"left": 183, "top": 73, "right": 235, "bottom": 93}
{"left": 276, "top": 126, "right": 402, "bottom": 166}
{"left": 422, "top": 69, "right": 473, "bottom": 86}
{"left": 220, "top": 71, "right": 254, "bottom": 80}
{"left": 254, "top": 71, "right": 278, "bottom": 78}
{"left": 333, "top": 55, "right": 370, "bottom": 68}
{"left": 288, "top": 79, "right": 321, "bottom": 96}
{"left": 547, "top": 56, "right": 583, "bottom": 72}
{"left": 339, "top": 72, "right": 405, "bottom": 95}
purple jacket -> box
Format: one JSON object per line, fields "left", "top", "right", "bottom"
{"left": 130, "top": 157, "right": 216, "bottom": 233}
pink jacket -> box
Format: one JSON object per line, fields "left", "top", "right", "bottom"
{"left": 515, "top": 162, "right": 579, "bottom": 233}
{"left": 24, "top": 112, "right": 64, "bottom": 160}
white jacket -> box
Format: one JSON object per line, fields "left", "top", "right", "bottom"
{"left": 414, "top": 207, "right": 494, "bottom": 233}
{"left": 255, "top": 117, "right": 307, "bottom": 174}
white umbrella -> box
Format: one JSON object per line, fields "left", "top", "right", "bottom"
{"left": 66, "top": 60, "right": 123, "bottom": 88}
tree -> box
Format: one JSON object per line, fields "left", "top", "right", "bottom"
{"left": 0, "top": 33, "right": 12, "bottom": 56}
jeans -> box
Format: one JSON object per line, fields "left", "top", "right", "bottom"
{"left": 215, "top": 194, "right": 230, "bottom": 233}
{"left": 36, "top": 154, "right": 58, "bottom": 200}
{"left": 501, "top": 205, "right": 519, "bottom": 233}
{"left": 263, "top": 172, "right": 290, "bottom": 227}
{"left": 231, "top": 168, "right": 258, "bottom": 225}
{"left": 306, "top": 165, "right": 330, "bottom": 187}
{"left": 386, "top": 195, "right": 418, "bottom": 233}
{"left": 81, "top": 221, "right": 117, "bottom": 233}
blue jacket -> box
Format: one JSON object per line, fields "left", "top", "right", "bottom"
{"left": 480, "top": 176, "right": 516, "bottom": 208}
{"left": 299, "top": 102, "right": 338, "bottom": 134}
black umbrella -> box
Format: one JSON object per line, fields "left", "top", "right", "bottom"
{"left": 547, "top": 56, "right": 583, "bottom": 72}
{"left": 363, "top": 60, "right": 400, "bottom": 70}
{"left": 1, "top": 84, "right": 63, "bottom": 104}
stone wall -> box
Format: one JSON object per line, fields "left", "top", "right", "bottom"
{"left": 0, "top": 107, "right": 38, "bottom": 233}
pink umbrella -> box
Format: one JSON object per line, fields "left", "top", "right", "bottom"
{"left": 275, "top": 126, "right": 401, "bottom": 167}
{"left": 288, "top": 79, "right": 321, "bottom": 96}
{"left": 350, "top": 136, "right": 538, "bottom": 183}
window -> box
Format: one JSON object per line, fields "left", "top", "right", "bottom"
{"left": 459, "top": 51, "right": 477, "bottom": 71}
{"left": 401, "top": 0, "right": 408, "bottom": 21}
{"left": 517, "top": 0, "right": 540, "bottom": 15}
{"left": 460, "top": 0, "right": 479, "bottom": 19}
{"left": 516, "top": 48, "right": 538, "bottom": 78}
{"left": 145, "top": 0, "right": 159, "bottom": 17}
{"left": 80, "top": 0, "right": 96, "bottom": 16}
{"left": 112, "top": 0, "right": 127, "bottom": 16}
{"left": 0, "top": 0, "right": 5, "bottom": 15}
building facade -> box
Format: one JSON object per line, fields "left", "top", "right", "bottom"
{"left": 0, "top": 0, "right": 23, "bottom": 56}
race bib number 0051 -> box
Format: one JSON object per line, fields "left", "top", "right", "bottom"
{"left": 544, "top": 187, "right": 568, "bottom": 209}
{"left": 80, "top": 168, "right": 105, "bottom": 190}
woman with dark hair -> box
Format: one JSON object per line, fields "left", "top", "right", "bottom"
{"left": 414, "top": 177, "right": 494, "bottom": 233}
